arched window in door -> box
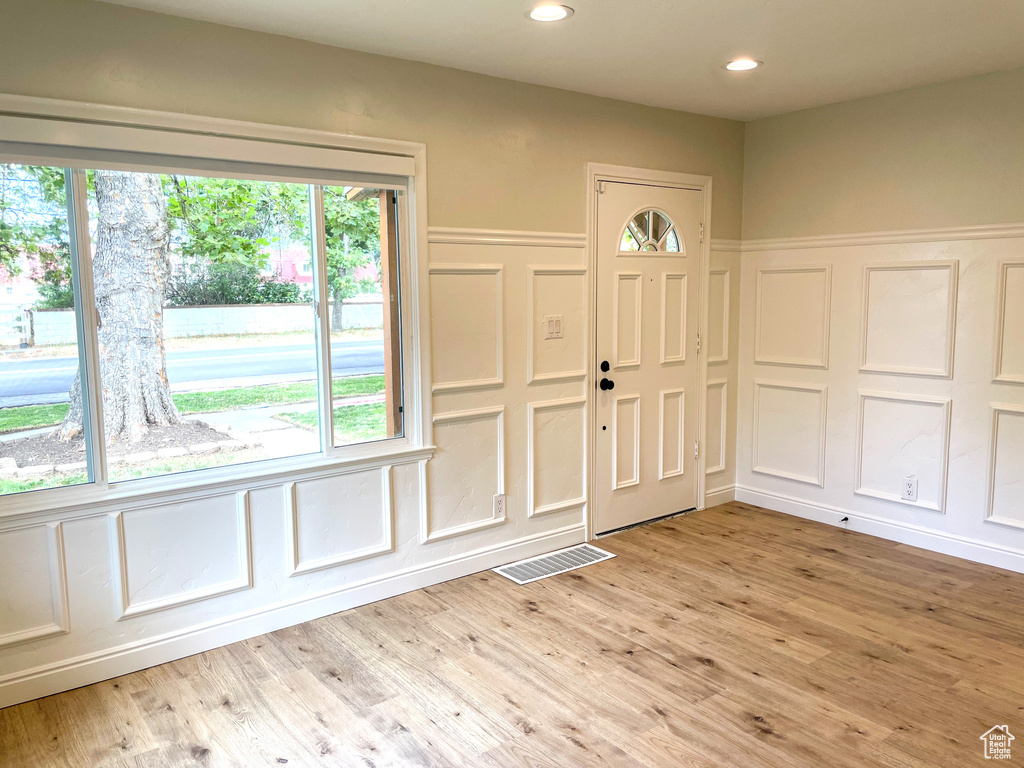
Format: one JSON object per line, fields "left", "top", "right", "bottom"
{"left": 620, "top": 209, "right": 682, "bottom": 253}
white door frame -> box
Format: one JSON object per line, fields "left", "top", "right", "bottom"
{"left": 585, "top": 163, "right": 713, "bottom": 539}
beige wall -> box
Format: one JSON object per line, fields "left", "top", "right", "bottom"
{"left": 0, "top": 0, "right": 744, "bottom": 238}
{"left": 736, "top": 65, "right": 1024, "bottom": 574}
{"left": 743, "top": 67, "right": 1024, "bottom": 239}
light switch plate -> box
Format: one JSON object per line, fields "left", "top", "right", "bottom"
{"left": 543, "top": 314, "right": 563, "bottom": 340}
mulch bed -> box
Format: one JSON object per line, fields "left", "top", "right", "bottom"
{"left": 0, "top": 420, "right": 228, "bottom": 467}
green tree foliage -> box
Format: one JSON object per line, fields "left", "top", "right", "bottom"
{"left": 0, "top": 165, "right": 383, "bottom": 311}
{"left": 167, "top": 261, "right": 310, "bottom": 306}
{"left": 323, "top": 187, "right": 380, "bottom": 328}
{"left": 165, "top": 175, "right": 310, "bottom": 266}
{"left": 0, "top": 165, "right": 70, "bottom": 290}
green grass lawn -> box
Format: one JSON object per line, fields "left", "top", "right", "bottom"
{"left": 0, "top": 451, "right": 258, "bottom": 495}
{"left": 0, "top": 472, "right": 88, "bottom": 496}
{"left": 274, "top": 402, "right": 388, "bottom": 444}
{"left": 0, "top": 375, "right": 385, "bottom": 434}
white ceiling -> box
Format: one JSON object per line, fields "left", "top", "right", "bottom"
{"left": 97, "top": 0, "right": 1024, "bottom": 120}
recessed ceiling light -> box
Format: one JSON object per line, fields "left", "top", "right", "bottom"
{"left": 725, "top": 58, "right": 761, "bottom": 71}
{"left": 529, "top": 4, "right": 574, "bottom": 22}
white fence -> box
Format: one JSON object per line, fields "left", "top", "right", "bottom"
{"left": 0, "top": 308, "right": 27, "bottom": 346}
{"left": 14, "top": 299, "right": 384, "bottom": 347}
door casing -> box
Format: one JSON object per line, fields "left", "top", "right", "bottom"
{"left": 585, "top": 163, "right": 713, "bottom": 539}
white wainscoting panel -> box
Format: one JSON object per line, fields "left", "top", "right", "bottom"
{"left": 613, "top": 272, "right": 642, "bottom": 369}
{"left": 755, "top": 266, "right": 831, "bottom": 368}
{"left": 110, "top": 492, "right": 253, "bottom": 619}
{"left": 423, "top": 407, "right": 506, "bottom": 542}
{"left": 527, "top": 266, "right": 587, "bottom": 384}
{"left": 429, "top": 264, "right": 503, "bottom": 392}
{"left": 528, "top": 397, "right": 587, "bottom": 517}
{"left": 855, "top": 391, "right": 951, "bottom": 513}
{"left": 707, "top": 269, "right": 730, "bottom": 364}
{"left": 613, "top": 394, "right": 641, "bottom": 490}
{"left": 752, "top": 381, "right": 827, "bottom": 487}
{"left": 284, "top": 466, "right": 394, "bottom": 576}
{"left": 660, "top": 273, "right": 687, "bottom": 364}
{"left": 0, "top": 523, "right": 68, "bottom": 649}
{"left": 706, "top": 380, "right": 728, "bottom": 475}
{"left": 987, "top": 404, "right": 1024, "bottom": 528}
{"left": 995, "top": 261, "right": 1024, "bottom": 384}
{"left": 860, "top": 261, "right": 958, "bottom": 378}
{"left": 658, "top": 389, "right": 686, "bottom": 480}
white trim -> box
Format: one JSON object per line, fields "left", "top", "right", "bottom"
{"left": 659, "top": 273, "right": 688, "bottom": 364}
{"left": 284, "top": 466, "right": 395, "bottom": 577}
{"left": 612, "top": 394, "right": 641, "bottom": 490}
{"left": 110, "top": 492, "right": 254, "bottom": 620}
{"left": 427, "top": 264, "right": 504, "bottom": 393}
{"left": 740, "top": 222, "right": 1024, "bottom": 252}
{"left": 986, "top": 404, "right": 1024, "bottom": 530}
{"left": 527, "top": 397, "right": 588, "bottom": 518}
{"left": 859, "top": 261, "right": 958, "bottom": 379}
{"left": 428, "top": 227, "right": 586, "bottom": 248}
{"left": 0, "top": 521, "right": 586, "bottom": 709}
{"left": 710, "top": 239, "right": 743, "bottom": 252}
{"left": 707, "top": 269, "right": 730, "bottom": 364}
{"left": 752, "top": 381, "right": 828, "bottom": 488}
{"left": 735, "top": 485, "right": 1024, "bottom": 575}
{"left": 0, "top": 522, "right": 69, "bottom": 650}
{"left": 705, "top": 484, "right": 736, "bottom": 507}
{"left": 754, "top": 265, "right": 832, "bottom": 369}
{"left": 422, "top": 407, "right": 507, "bottom": 543}
{"left": 705, "top": 379, "right": 729, "bottom": 475}
{"left": 0, "top": 445, "right": 434, "bottom": 531}
{"left": 0, "top": 94, "right": 423, "bottom": 158}
{"left": 994, "top": 261, "right": 1024, "bottom": 384}
{"left": 526, "top": 266, "right": 588, "bottom": 384}
{"left": 854, "top": 390, "right": 952, "bottom": 513}
{"left": 657, "top": 388, "right": 686, "bottom": 480}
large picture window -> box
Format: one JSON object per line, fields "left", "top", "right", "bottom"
{"left": 0, "top": 160, "right": 407, "bottom": 498}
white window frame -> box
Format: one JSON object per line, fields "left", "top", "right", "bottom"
{"left": 0, "top": 95, "right": 434, "bottom": 521}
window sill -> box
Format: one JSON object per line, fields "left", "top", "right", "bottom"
{"left": 0, "top": 442, "right": 435, "bottom": 526}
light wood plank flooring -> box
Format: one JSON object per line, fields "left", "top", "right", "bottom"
{"left": 2, "top": 502, "right": 1023, "bottom": 767}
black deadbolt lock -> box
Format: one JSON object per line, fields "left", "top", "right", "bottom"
{"left": 600, "top": 360, "right": 610, "bottom": 373}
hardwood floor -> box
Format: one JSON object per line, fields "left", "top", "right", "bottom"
{"left": 2, "top": 501, "right": 1023, "bottom": 767}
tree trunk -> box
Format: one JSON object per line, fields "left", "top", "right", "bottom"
{"left": 59, "top": 171, "right": 181, "bottom": 443}
{"left": 330, "top": 284, "right": 344, "bottom": 332}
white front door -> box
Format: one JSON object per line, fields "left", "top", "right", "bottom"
{"left": 594, "top": 181, "right": 703, "bottom": 534}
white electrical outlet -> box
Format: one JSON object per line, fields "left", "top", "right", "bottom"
{"left": 493, "top": 493, "right": 506, "bottom": 517}
{"left": 902, "top": 475, "right": 918, "bottom": 502}
{"left": 542, "top": 314, "right": 563, "bottom": 340}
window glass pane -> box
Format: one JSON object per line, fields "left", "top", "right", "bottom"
{"left": 0, "top": 164, "right": 91, "bottom": 496}
{"left": 84, "top": 170, "right": 321, "bottom": 483}
{"left": 323, "top": 186, "right": 403, "bottom": 447}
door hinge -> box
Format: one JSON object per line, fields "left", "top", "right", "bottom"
{"left": 699, "top": 221, "right": 704, "bottom": 244}
{"left": 694, "top": 440, "right": 700, "bottom": 461}
{"left": 696, "top": 333, "right": 701, "bottom": 355}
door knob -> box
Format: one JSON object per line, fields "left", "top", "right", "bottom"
{"left": 600, "top": 378, "right": 615, "bottom": 391}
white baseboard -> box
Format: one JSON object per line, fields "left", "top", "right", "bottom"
{"left": 736, "top": 485, "right": 1024, "bottom": 575}
{"left": 0, "top": 523, "right": 585, "bottom": 709}
{"left": 705, "top": 484, "right": 736, "bottom": 507}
